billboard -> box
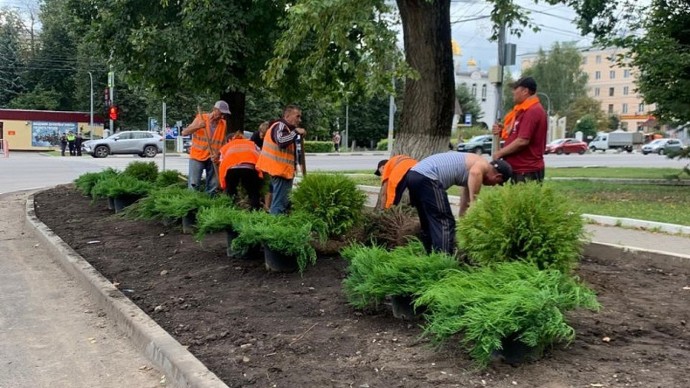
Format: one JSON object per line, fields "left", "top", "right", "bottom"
{"left": 31, "top": 122, "right": 78, "bottom": 147}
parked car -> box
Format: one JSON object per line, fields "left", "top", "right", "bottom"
{"left": 82, "top": 131, "right": 163, "bottom": 158}
{"left": 545, "top": 138, "right": 588, "bottom": 155}
{"left": 641, "top": 138, "right": 675, "bottom": 155}
{"left": 457, "top": 135, "right": 494, "bottom": 154}
{"left": 662, "top": 139, "right": 686, "bottom": 155}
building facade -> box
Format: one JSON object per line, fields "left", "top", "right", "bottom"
{"left": 453, "top": 57, "right": 498, "bottom": 130}
{"left": 520, "top": 47, "right": 653, "bottom": 132}
{"left": 0, "top": 109, "right": 104, "bottom": 151}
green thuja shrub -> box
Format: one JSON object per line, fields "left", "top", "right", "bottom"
{"left": 341, "top": 240, "right": 462, "bottom": 310}
{"left": 123, "top": 161, "right": 159, "bottom": 182}
{"left": 151, "top": 187, "right": 231, "bottom": 220}
{"left": 457, "top": 182, "right": 586, "bottom": 273}
{"left": 100, "top": 174, "right": 153, "bottom": 198}
{"left": 195, "top": 205, "right": 248, "bottom": 239}
{"left": 156, "top": 169, "right": 186, "bottom": 188}
{"left": 74, "top": 168, "right": 119, "bottom": 196}
{"left": 228, "top": 211, "right": 326, "bottom": 272}
{"left": 291, "top": 173, "right": 367, "bottom": 237}
{"left": 417, "top": 262, "right": 600, "bottom": 366}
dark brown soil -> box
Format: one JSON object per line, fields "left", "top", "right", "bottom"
{"left": 34, "top": 185, "right": 690, "bottom": 388}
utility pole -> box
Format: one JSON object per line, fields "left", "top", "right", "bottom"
{"left": 88, "top": 71, "right": 94, "bottom": 140}
{"left": 492, "top": 21, "right": 506, "bottom": 156}
{"left": 108, "top": 67, "right": 114, "bottom": 136}
{"left": 162, "top": 101, "right": 167, "bottom": 171}
{"left": 387, "top": 75, "right": 395, "bottom": 154}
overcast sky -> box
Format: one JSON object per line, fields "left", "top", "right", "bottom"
{"left": 450, "top": 0, "right": 592, "bottom": 72}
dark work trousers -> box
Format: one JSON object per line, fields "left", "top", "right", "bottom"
{"left": 406, "top": 171, "right": 456, "bottom": 255}
{"left": 511, "top": 169, "right": 545, "bottom": 184}
{"left": 224, "top": 168, "right": 263, "bottom": 210}
{"left": 68, "top": 141, "right": 76, "bottom": 156}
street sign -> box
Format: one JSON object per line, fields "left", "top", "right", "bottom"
{"left": 464, "top": 113, "right": 472, "bottom": 125}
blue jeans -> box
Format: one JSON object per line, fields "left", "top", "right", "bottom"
{"left": 188, "top": 158, "right": 218, "bottom": 194}
{"left": 269, "top": 176, "right": 293, "bottom": 215}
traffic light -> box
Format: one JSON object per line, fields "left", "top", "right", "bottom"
{"left": 109, "top": 105, "right": 119, "bottom": 121}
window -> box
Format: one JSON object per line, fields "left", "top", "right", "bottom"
{"left": 622, "top": 103, "right": 628, "bottom": 113}
{"left": 624, "top": 69, "right": 631, "bottom": 78}
{"left": 595, "top": 71, "right": 601, "bottom": 80}
{"left": 620, "top": 122, "right": 628, "bottom": 130}
{"left": 582, "top": 56, "right": 588, "bottom": 65}
{"left": 596, "top": 55, "right": 602, "bottom": 64}
{"left": 623, "top": 86, "right": 629, "bottom": 95}
{"left": 609, "top": 70, "right": 615, "bottom": 79}
{"left": 594, "top": 87, "right": 600, "bottom": 96}
{"left": 471, "top": 83, "right": 477, "bottom": 97}
{"left": 609, "top": 87, "right": 615, "bottom": 97}
{"left": 481, "top": 84, "right": 487, "bottom": 101}
{"left": 639, "top": 103, "right": 645, "bottom": 112}
{"left": 608, "top": 104, "right": 614, "bottom": 114}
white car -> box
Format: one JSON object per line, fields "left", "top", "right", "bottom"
{"left": 82, "top": 131, "right": 164, "bottom": 158}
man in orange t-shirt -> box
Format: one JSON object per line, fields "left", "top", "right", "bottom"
{"left": 492, "top": 77, "right": 547, "bottom": 183}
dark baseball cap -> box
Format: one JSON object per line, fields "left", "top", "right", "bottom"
{"left": 489, "top": 159, "right": 513, "bottom": 184}
{"left": 510, "top": 77, "right": 537, "bottom": 93}
{"left": 374, "top": 159, "right": 388, "bottom": 176}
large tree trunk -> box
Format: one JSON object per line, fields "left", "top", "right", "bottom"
{"left": 395, "top": 0, "right": 455, "bottom": 161}
{"left": 221, "top": 90, "right": 246, "bottom": 133}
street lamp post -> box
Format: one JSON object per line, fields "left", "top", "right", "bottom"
{"left": 537, "top": 92, "right": 552, "bottom": 141}
{"left": 87, "top": 71, "right": 94, "bottom": 140}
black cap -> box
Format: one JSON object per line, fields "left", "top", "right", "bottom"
{"left": 489, "top": 159, "right": 513, "bottom": 184}
{"left": 510, "top": 77, "right": 537, "bottom": 93}
{"left": 374, "top": 159, "right": 388, "bottom": 176}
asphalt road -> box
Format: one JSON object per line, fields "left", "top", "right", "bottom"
{"left": 1, "top": 151, "right": 687, "bottom": 194}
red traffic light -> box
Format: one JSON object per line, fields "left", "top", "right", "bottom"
{"left": 109, "top": 105, "right": 119, "bottom": 121}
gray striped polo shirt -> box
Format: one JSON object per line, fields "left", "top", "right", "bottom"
{"left": 410, "top": 151, "right": 469, "bottom": 190}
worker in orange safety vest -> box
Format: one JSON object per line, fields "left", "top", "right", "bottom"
{"left": 218, "top": 131, "right": 263, "bottom": 210}
{"left": 255, "top": 105, "right": 306, "bottom": 215}
{"left": 374, "top": 155, "right": 418, "bottom": 209}
{"left": 181, "top": 100, "right": 230, "bottom": 194}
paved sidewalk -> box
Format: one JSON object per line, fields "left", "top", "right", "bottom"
{"left": 0, "top": 191, "right": 162, "bottom": 388}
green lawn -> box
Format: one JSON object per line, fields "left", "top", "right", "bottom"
{"left": 339, "top": 168, "right": 690, "bottom": 226}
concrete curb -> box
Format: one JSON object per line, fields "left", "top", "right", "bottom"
{"left": 582, "top": 214, "right": 690, "bottom": 236}
{"left": 25, "top": 194, "right": 229, "bottom": 388}
{"left": 584, "top": 241, "right": 690, "bottom": 266}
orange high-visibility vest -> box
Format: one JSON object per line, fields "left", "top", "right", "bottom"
{"left": 381, "top": 155, "right": 417, "bottom": 209}
{"left": 255, "top": 121, "right": 296, "bottom": 179}
{"left": 218, "top": 137, "right": 262, "bottom": 190}
{"left": 189, "top": 113, "right": 227, "bottom": 162}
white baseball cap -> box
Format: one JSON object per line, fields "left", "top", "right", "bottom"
{"left": 214, "top": 100, "right": 231, "bottom": 114}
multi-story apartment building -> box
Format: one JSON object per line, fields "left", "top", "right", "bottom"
{"left": 520, "top": 47, "right": 654, "bottom": 132}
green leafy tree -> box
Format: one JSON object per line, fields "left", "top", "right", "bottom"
{"left": 7, "top": 86, "right": 61, "bottom": 110}
{"left": 520, "top": 42, "right": 588, "bottom": 116}
{"left": 572, "top": 114, "right": 597, "bottom": 140}
{"left": 607, "top": 114, "right": 620, "bottom": 131}
{"left": 588, "top": 1, "right": 690, "bottom": 123}
{"left": 455, "top": 83, "right": 483, "bottom": 126}
{"left": 0, "top": 9, "right": 27, "bottom": 107}
{"left": 563, "top": 96, "right": 607, "bottom": 133}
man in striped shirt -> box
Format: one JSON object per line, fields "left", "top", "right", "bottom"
{"left": 406, "top": 152, "right": 512, "bottom": 255}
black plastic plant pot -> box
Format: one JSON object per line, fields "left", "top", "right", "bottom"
{"left": 113, "top": 195, "right": 139, "bottom": 213}
{"left": 263, "top": 245, "right": 298, "bottom": 273}
{"left": 181, "top": 210, "right": 196, "bottom": 234}
{"left": 107, "top": 196, "right": 115, "bottom": 211}
{"left": 226, "top": 229, "right": 262, "bottom": 259}
{"left": 497, "top": 333, "right": 542, "bottom": 365}
{"left": 390, "top": 295, "right": 426, "bottom": 320}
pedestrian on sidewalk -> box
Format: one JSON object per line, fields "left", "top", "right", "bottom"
{"left": 406, "top": 152, "right": 512, "bottom": 255}
{"left": 59, "top": 133, "right": 67, "bottom": 156}
{"left": 332, "top": 131, "right": 341, "bottom": 152}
